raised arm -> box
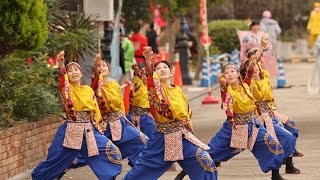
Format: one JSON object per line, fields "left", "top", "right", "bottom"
{"left": 142, "top": 46, "right": 153, "bottom": 76}
{"left": 255, "top": 33, "right": 269, "bottom": 62}
{"left": 91, "top": 54, "right": 102, "bottom": 90}
{"left": 94, "top": 54, "right": 102, "bottom": 77}
{"left": 57, "top": 51, "right": 65, "bottom": 75}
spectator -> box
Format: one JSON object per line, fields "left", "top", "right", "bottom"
{"left": 120, "top": 28, "right": 135, "bottom": 84}
{"left": 260, "top": 10, "right": 281, "bottom": 50}
{"left": 146, "top": 23, "right": 159, "bottom": 54}
{"left": 307, "top": 2, "right": 320, "bottom": 48}
{"left": 129, "top": 23, "right": 148, "bottom": 67}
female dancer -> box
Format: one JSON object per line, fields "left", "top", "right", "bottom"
{"left": 241, "top": 57, "right": 300, "bottom": 174}
{"left": 32, "top": 51, "right": 122, "bottom": 180}
{"left": 91, "top": 54, "right": 147, "bottom": 167}
{"left": 123, "top": 47, "right": 217, "bottom": 180}
{"left": 126, "top": 63, "right": 155, "bottom": 138}
{"left": 246, "top": 47, "right": 304, "bottom": 158}
{"left": 208, "top": 63, "right": 290, "bottom": 180}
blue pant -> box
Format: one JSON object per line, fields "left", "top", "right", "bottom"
{"left": 272, "top": 118, "right": 296, "bottom": 158}
{"left": 32, "top": 122, "right": 122, "bottom": 180}
{"left": 284, "top": 119, "right": 299, "bottom": 139}
{"left": 273, "top": 116, "right": 299, "bottom": 139}
{"left": 123, "top": 129, "right": 218, "bottom": 180}
{"left": 105, "top": 117, "right": 146, "bottom": 167}
{"left": 126, "top": 113, "right": 155, "bottom": 138}
{"left": 73, "top": 117, "right": 146, "bottom": 168}
{"left": 207, "top": 119, "right": 284, "bottom": 173}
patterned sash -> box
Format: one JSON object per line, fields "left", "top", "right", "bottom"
{"left": 155, "top": 120, "right": 210, "bottom": 161}
{"left": 63, "top": 111, "right": 99, "bottom": 157}
{"left": 255, "top": 101, "right": 279, "bottom": 142}
{"left": 102, "top": 111, "right": 123, "bottom": 141}
{"left": 231, "top": 112, "right": 259, "bottom": 151}
{"left": 129, "top": 106, "right": 154, "bottom": 130}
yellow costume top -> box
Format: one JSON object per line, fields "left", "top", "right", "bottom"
{"left": 69, "top": 84, "right": 102, "bottom": 123}
{"left": 226, "top": 84, "right": 256, "bottom": 115}
{"left": 101, "top": 81, "right": 125, "bottom": 115}
{"left": 251, "top": 69, "right": 274, "bottom": 102}
{"left": 131, "top": 76, "right": 149, "bottom": 108}
{"left": 251, "top": 69, "right": 277, "bottom": 109}
{"left": 147, "top": 72, "right": 191, "bottom": 123}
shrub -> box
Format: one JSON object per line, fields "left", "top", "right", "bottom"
{"left": 207, "top": 20, "right": 248, "bottom": 53}
{"left": 0, "top": 51, "right": 60, "bottom": 129}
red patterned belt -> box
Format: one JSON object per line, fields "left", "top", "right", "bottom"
{"left": 103, "top": 111, "right": 122, "bottom": 123}
{"left": 255, "top": 101, "right": 274, "bottom": 118}
{"left": 155, "top": 120, "right": 185, "bottom": 134}
{"left": 234, "top": 111, "right": 254, "bottom": 125}
{"left": 129, "top": 106, "right": 150, "bottom": 116}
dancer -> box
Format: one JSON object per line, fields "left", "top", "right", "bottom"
{"left": 123, "top": 46, "right": 217, "bottom": 180}
{"left": 92, "top": 54, "right": 147, "bottom": 167}
{"left": 126, "top": 62, "right": 155, "bottom": 138}
{"left": 240, "top": 57, "right": 301, "bottom": 174}
{"left": 246, "top": 46, "right": 304, "bottom": 159}
{"left": 32, "top": 51, "right": 122, "bottom": 180}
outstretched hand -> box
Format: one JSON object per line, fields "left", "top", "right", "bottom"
{"left": 261, "top": 33, "right": 269, "bottom": 48}
{"left": 142, "top": 46, "right": 153, "bottom": 62}
{"left": 94, "top": 53, "right": 102, "bottom": 76}
{"left": 95, "top": 54, "right": 102, "bottom": 67}
{"left": 57, "top": 51, "right": 65, "bottom": 66}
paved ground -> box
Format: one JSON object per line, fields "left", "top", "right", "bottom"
{"left": 10, "top": 63, "right": 320, "bottom": 180}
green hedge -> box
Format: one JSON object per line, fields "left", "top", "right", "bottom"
{"left": 0, "top": 51, "right": 60, "bottom": 129}
{"left": 208, "top": 20, "right": 248, "bottom": 53}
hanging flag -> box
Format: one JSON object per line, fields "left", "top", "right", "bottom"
{"left": 110, "top": 0, "right": 123, "bottom": 81}
{"left": 199, "top": 0, "right": 211, "bottom": 47}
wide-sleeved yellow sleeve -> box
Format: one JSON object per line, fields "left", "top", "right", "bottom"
{"left": 251, "top": 69, "right": 274, "bottom": 102}
{"left": 131, "top": 76, "right": 149, "bottom": 108}
{"left": 102, "top": 81, "right": 125, "bottom": 115}
{"left": 93, "top": 95, "right": 102, "bottom": 124}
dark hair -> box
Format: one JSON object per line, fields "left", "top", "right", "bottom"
{"left": 221, "top": 63, "right": 254, "bottom": 100}
{"left": 240, "top": 59, "right": 264, "bottom": 80}
{"left": 245, "top": 48, "right": 258, "bottom": 58}
{"left": 102, "top": 60, "right": 111, "bottom": 71}
{"left": 132, "top": 23, "right": 140, "bottom": 33}
{"left": 150, "top": 23, "right": 154, "bottom": 30}
{"left": 249, "top": 21, "right": 260, "bottom": 30}
{"left": 154, "top": 60, "right": 172, "bottom": 71}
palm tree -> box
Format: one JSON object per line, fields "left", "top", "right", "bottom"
{"left": 45, "top": 0, "right": 98, "bottom": 62}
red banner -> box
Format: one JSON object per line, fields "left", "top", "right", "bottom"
{"left": 199, "top": 0, "right": 211, "bottom": 46}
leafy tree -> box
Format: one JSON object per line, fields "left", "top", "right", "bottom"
{"left": 115, "top": 0, "right": 152, "bottom": 34}
{"left": 0, "top": 0, "right": 48, "bottom": 57}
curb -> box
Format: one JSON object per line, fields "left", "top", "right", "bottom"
{"left": 283, "top": 57, "right": 316, "bottom": 63}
